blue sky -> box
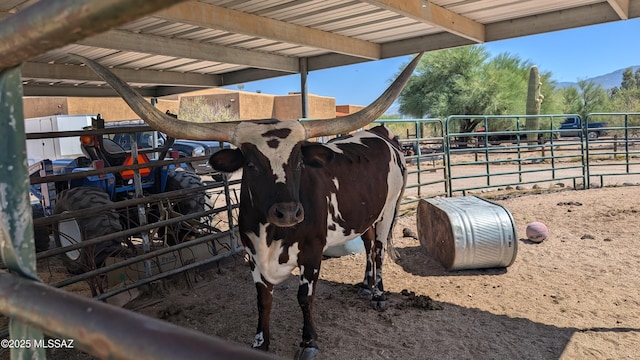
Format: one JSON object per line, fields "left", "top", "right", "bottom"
{"left": 226, "top": 18, "right": 640, "bottom": 106}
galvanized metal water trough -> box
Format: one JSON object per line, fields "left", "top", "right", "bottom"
{"left": 417, "top": 196, "right": 518, "bottom": 271}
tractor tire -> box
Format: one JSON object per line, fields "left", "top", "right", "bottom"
{"left": 31, "top": 204, "right": 51, "bottom": 252}
{"left": 53, "top": 187, "right": 123, "bottom": 274}
{"left": 166, "top": 170, "right": 205, "bottom": 215}
{"left": 164, "top": 170, "right": 206, "bottom": 245}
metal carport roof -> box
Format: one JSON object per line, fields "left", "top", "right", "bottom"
{"left": 1, "top": 0, "right": 638, "bottom": 98}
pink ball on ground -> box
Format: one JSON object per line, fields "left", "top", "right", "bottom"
{"left": 526, "top": 222, "right": 549, "bottom": 243}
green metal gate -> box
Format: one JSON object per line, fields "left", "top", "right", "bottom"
{"left": 445, "top": 114, "right": 586, "bottom": 196}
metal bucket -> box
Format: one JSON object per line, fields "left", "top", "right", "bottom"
{"left": 417, "top": 196, "right": 518, "bottom": 271}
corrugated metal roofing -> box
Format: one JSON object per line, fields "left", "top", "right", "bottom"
{"left": 0, "top": 0, "right": 637, "bottom": 97}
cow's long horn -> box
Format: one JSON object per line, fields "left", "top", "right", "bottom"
{"left": 302, "top": 52, "right": 423, "bottom": 138}
{"left": 69, "top": 54, "right": 236, "bottom": 142}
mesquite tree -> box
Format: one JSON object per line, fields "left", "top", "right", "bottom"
{"left": 397, "top": 45, "right": 560, "bottom": 141}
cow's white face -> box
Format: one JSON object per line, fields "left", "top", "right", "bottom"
{"left": 236, "top": 121, "right": 306, "bottom": 226}
{"left": 233, "top": 121, "right": 306, "bottom": 184}
{"left": 210, "top": 120, "right": 334, "bottom": 227}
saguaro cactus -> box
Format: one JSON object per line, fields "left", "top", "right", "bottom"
{"left": 526, "top": 66, "right": 544, "bottom": 143}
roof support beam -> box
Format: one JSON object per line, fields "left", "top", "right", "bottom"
{"left": 363, "top": 0, "right": 485, "bottom": 42}
{"left": 22, "top": 84, "right": 205, "bottom": 97}
{"left": 80, "top": 30, "right": 299, "bottom": 73}
{"left": 381, "top": 32, "right": 475, "bottom": 59}
{"left": 220, "top": 68, "right": 292, "bottom": 86}
{"left": 154, "top": 1, "right": 381, "bottom": 60}
{"left": 22, "top": 62, "right": 221, "bottom": 87}
{"left": 607, "top": 0, "right": 629, "bottom": 19}
{"left": 486, "top": 2, "right": 623, "bottom": 42}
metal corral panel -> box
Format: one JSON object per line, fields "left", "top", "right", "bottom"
{"left": 417, "top": 196, "right": 517, "bottom": 271}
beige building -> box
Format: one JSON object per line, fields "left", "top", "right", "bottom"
{"left": 22, "top": 96, "right": 178, "bottom": 121}
{"left": 336, "top": 104, "right": 365, "bottom": 117}
{"left": 22, "top": 88, "right": 356, "bottom": 122}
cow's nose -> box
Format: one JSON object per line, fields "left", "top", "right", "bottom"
{"left": 267, "top": 202, "right": 304, "bottom": 227}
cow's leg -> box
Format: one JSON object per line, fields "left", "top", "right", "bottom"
{"left": 368, "top": 205, "right": 399, "bottom": 311}
{"left": 370, "top": 233, "right": 387, "bottom": 311}
{"left": 294, "top": 262, "right": 321, "bottom": 360}
{"left": 250, "top": 260, "right": 274, "bottom": 351}
{"left": 359, "top": 227, "right": 376, "bottom": 298}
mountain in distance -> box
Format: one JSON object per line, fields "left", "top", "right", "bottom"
{"left": 557, "top": 65, "right": 640, "bottom": 89}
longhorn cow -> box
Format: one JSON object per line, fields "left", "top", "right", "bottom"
{"left": 75, "top": 53, "right": 423, "bottom": 359}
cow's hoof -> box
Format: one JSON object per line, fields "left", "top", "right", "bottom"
{"left": 252, "top": 332, "right": 268, "bottom": 350}
{"left": 371, "top": 299, "right": 387, "bottom": 311}
{"left": 358, "top": 285, "right": 372, "bottom": 298}
{"left": 294, "top": 346, "right": 319, "bottom": 360}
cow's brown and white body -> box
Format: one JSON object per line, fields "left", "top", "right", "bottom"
{"left": 76, "top": 52, "right": 422, "bottom": 359}
{"left": 212, "top": 121, "right": 406, "bottom": 354}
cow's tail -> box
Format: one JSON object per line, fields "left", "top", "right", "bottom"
{"left": 386, "top": 218, "right": 400, "bottom": 261}
{"left": 387, "top": 149, "right": 408, "bottom": 262}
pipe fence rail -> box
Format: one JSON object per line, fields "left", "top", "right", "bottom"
{"left": 374, "top": 118, "right": 448, "bottom": 202}
{"left": 585, "top": 113, "right": 640, "bottom": 187}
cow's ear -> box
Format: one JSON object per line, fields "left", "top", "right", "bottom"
{"left": 301, "top": 143, "right": 334, "bottom": 168}
{"left": 209, "top": 149, "right": 245, "bottom": 172}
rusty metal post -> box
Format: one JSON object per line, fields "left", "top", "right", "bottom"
{"left": 0, "top": 0, "right": 186, "bottom": 71}
{"left": 223, "top": 180, "right": 239, "bottom": 250}
{"left": 129, "top": 132, "right": 153, "bottom": 277}
{"left": 0, "top": 65, "right": 45, "bottom": 359}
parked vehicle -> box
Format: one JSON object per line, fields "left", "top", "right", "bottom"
{"left": 25, "top": 115, "right": 93, "bottom": 163}
{"left": 475, "top": 125, "right": 554, "bottom": 145}
{"left": 104, "top": 119, "right": 231, "bottom": 178}
{"left": 29, "top": 115, "right": 206, "bottom": 274}
{"left": 559, "top": 116, "right": 608, "bottom": 140}
{"left": 169, "top": 139, "right": 231, "bottom": 176}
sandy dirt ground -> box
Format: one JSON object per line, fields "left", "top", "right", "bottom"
{"left": 37, "top": 186, "right": 639, "bottom": 360}
{"left": 3, "top": 186, "right": 640, "bottom": 360}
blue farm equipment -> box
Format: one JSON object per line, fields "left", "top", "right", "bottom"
{"left": 30, "top": 115, "right": 205, "bottom": 274}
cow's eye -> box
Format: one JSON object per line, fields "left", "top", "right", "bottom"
{"left": 246, "top": 161, "right": 258, "bottom": 172}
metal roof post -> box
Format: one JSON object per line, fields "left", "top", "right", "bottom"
{"left": 300, "top": 57, "right": 309, "bottom": 119}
